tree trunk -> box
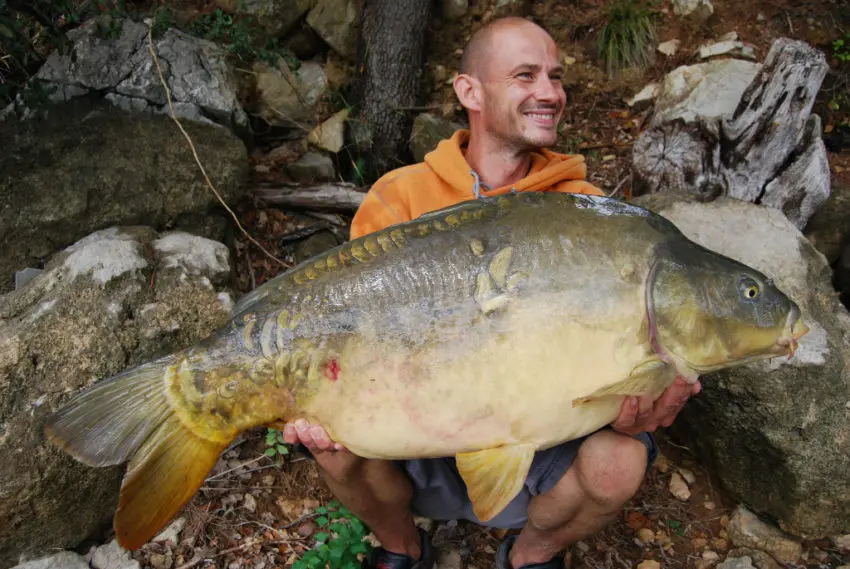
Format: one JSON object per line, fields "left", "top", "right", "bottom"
{"left": 351, "top": 0, "right": 433, "bottom": 178}
{"left": 631, "top": 38, "right": 830, "bottom": 230}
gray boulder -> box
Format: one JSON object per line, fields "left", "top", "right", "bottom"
{"left": 0, "top": 226, "right": 234, "bottom": 566}
{"left": 633, "top": 193, "right": 850, "bottom": 539}
{"left": 0, "top": 99, "right": 248, "bottom": 294}
{"left": 3, "top": 17, "right": 249, "bottom": 136}
{"left": 214, "top": 0, "right": 313, "bottom": 39}
{"left": 306, "top": 0, "right": 361, "bottom": 60}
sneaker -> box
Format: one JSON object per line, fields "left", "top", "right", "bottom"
{"left": 495, "top": 534, "right": 570, "bottom": 569}
{"left": 363, "top": 528, "right": 438, "bottom": 569}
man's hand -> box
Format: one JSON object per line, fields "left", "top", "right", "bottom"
{"left": 611, "top": 377, "right": 701, "bottom": 436}
{"left": 282, "top": 418, "right": 348, "bottom": 454}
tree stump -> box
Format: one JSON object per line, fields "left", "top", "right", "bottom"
{"left": 631, "top": 38, "right": 830, "bottom": 230}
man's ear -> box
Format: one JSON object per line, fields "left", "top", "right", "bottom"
{"left": 453, "top": 73, "right": 482, "bottom": 112}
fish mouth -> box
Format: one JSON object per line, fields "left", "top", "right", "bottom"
{"left": 776, "top": 305, "right": 809, "bottom": 358}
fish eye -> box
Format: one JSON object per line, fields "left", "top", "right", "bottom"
{"left": 738, "top": 276, "right": 761, "bottom": 300}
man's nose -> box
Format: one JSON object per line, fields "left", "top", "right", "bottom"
{"left": 535, "top": 76, "right": 562, "bottom": 103}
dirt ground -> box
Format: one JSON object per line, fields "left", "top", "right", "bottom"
{"left": 111, "top": 1, "right": 850, "bottom": 568}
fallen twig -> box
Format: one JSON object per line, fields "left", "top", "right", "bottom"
{"left": 145, "top": 19, "right": 287, "bottom": 269}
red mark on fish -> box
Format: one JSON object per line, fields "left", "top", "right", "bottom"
{"left": 324, "top": 359, "right": 341, "bottom": 381}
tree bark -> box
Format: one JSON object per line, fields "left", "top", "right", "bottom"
{"left": 351, "top": 0, "right": 433, "bottom": 178}
{"left": 252, "top": 182, "right": 366, "bottom": 211}
{"left": 631, "top": 38, "right": 831, "bottom": 230}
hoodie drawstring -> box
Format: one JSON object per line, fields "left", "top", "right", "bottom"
{"left": 470, "top": 169, "right": 494, "bottom": 199}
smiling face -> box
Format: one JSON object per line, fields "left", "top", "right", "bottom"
{"left": 455, "top": 19, "right": 566, "bottom": 152}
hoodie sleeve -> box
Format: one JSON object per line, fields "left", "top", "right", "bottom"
{"left": 350, "top": 177, "right": 413, "bottom": 240}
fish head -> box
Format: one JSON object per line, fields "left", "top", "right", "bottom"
{"left": 647, "top": 240, "right": 808, "bottom": 374}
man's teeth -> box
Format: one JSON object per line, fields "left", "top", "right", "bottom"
{"left": 527, "top": 112, "right": 554, "bottom": 120}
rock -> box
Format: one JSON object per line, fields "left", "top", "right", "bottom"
{"left": 717, "top": 557, "right": 755, "bottom": 569}
{"left": 632, "top": 39, "right": 831, "bottom": 231}
{"left": 252, "top": 58, "right": 329, "bottom": 127}
{"left": 673, "top": 0, "right": 714, "bottom": 20}
{"left": 91, "top": 540, "right": 140, "bottom": 569}
{"left": 244, "top": 493, "right": 258, "bottom": 513}
{"left": 658, "top": 39, "right": 681, "bottom": 56}
{"left": 153, "top": 517, "right": 186, "bottom": 544}
{"left": 409, "top": 113, "right": 465, "bottom": 163}
{"left": 306, "top": 0, "right": 361, "bottom": 60}
{"left": 678, "top": 468, "right": 696, "bottom": 485}
{"left": 726, "top": 548, "right": 781, "bottom": 569}
{"left": 726, "top": 506, "right": 802, "bottom": 563}
{"left": 651, "top": 58, "right": 761, "bottom": 126}
{"left": 837, "top": 246, "right": 850, "bottom": 309}
{"left": 702, "top": 550, "right": 720, "bottom": 566}
{"left": 11, "top": 551, "right": 90, "bottom": 569}
{"left": 435, "top": 550, "right": 462, "bottom": 569}
{"left": 669, "top": 472, "right": 692, "bottom": 501}
{"left": 0, "top": 227, "right": 234, "bottom": 565}
{"left": 214, "top": 0, "right": 312, "bottom": 38}
{"left": 293, "top": 230, "right": 343, "bottom": 264}
{"left": 287, "top": 152, "right": 337, "bottom": 182}
{"left": 307, "top": 108, "right": 349, "bottom": 153}
{"left": 803, "top": 182, "right": 850, "bottom": 264}
{"left": 0, "top": 99, "right": 247, "bottom": 294}
{"left": 625, "top": 82, "right": 660, "bottom": 110}
{"left": 698, "top": 40, "right": 757, "bottom": 60}
{"left": 637, "top": 561, "right": 661, "bottom": 569}
{"left": 4, "top": 17, "right": 249, "bottom": 136}
{"left": 834, "top": 534, "right": 850, "bottom": 551}
{"left": 633, "top": 194, "right": 850, "bottom": 539}
{"left": 492, "top": 0, "right": 532, "bottom": 18}
{"left": 441, "top": 0, "right": 469, "bottom": 20}
{"left": 638, "top": 528, "right": 656, "bottom": 543}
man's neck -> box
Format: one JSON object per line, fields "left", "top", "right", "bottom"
{"left": 463, "top": 134, "right": 533, "bottom": 190}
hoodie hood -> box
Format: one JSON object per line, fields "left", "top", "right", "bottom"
{"left": 423, "top": 129, "right": 590, "bottom": 199}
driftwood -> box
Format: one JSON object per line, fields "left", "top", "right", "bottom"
{"left": 632, "top": 38, "right": 830, "bottom": 230}
{"left": 252, "top": 182, "right": 367, "bottom": 211}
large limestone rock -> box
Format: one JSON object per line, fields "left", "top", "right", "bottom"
{"left": 252, "top": 58, "right": 329, "bottom": 127}
{"left": 633, "top": 193, "right": 850, "bottom": 539}
{"left": 2, "top": 17, "right": 249, "bottom": 136}
{"left": 0, "top": 99, "right": 248, "bottom": 294}
{"left": 0, "top": 226, "right": 235, "bottom": 566}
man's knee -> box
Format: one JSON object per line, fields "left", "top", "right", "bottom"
{"left": 576, "top": 430, "right": 648, "bottom": 508}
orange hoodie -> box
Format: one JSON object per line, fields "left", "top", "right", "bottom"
{"left": 349, "top": 129, "right": 604, "bottom": 239}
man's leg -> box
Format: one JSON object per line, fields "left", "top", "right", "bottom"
{"left": 507, "top": 429, "right": 650, "bottom": 569}
{"left": 285, "top": 421, "right": 425, "bottom": 561}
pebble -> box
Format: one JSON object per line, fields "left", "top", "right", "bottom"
{"left": 153, "top": 518, "right": 185, "bottom": 544}
{"left": 718, "top": 557, "right": 755, "bottom": 569}
{"left": 638, "top": 528, "right": 656, "bottom": 544}
{"left": 637, "top": 561, "right": 661, "bottom": 569}
{"left": 11, "top": 551, "right": 90, "bottom": 569}
{"left": 90, "top": 540, "right": 140, "bottom": 569}
{"left": 243, "top": 493, "right": 257, "bottom": 513}
{"left": 669, "top": 471, "right": 692, "bottom": 501}
{"left": 727, "top": 506, "right": 802, "bottom": 564}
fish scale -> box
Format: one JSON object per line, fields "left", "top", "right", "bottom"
{"left": 43, "top": 191, "right": 807, "bottom": 550}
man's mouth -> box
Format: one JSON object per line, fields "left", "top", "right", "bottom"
{"left": 524, "top": 109, "right": 558, "bottom": 125}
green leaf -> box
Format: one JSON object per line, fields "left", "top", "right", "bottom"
{"left": 314, "top": 531, "right": 330, "bottom": 542}
{"left": 329, "top": 522, "right": 345, "bottom": 534}
{"left": 263, "top": 447, "right": 277, "bottom": 457}
{"left": 316, "top": 506, "right": 328, "bottom": 514}
{"left": 316, "top": 516, "right": 329, "bottom": 527}
{"left": 277, "top": 444, "right": 289, "bottom": 455}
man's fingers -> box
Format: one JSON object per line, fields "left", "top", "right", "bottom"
{"left": 282, "top": 422, "right": 299, "bottom": 445}
{"left": 311, "top": 425, "right": 334, "bottom": 451}
{"left": 636, "top": 393, "right": 654, "bottom": 419}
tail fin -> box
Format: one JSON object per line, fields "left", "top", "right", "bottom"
{"left": 44, "top": 355, "right": 227, "bottom": 550}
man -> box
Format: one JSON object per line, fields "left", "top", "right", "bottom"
{"left": 283, "top": 16, "right": 700, "bottom": 569}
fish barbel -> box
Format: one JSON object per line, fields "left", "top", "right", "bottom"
{"left": 44, "top": 192, "right": 808, "bottom": 549}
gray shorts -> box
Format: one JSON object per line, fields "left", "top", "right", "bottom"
{"left": 397, "top": 429, "right": 657, "bottom": 529}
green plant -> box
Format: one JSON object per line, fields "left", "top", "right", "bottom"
{"left": 596, "top": 0, "right": 658, "bottom": 77}
{"left": 294, "top": 500, "right": 373, "bottom": 569}
{"left": 834, "top": 32, "right": 850, "bottom": 63}
{"left": 263, "top": 428, "right": 290, "bottom": 460}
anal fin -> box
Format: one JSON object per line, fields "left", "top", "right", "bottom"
{"left": 571, "top": 356, "right": 676, "bottom": 407}
{"left": 456, "top": 444, "right": 535, "bottom": 522}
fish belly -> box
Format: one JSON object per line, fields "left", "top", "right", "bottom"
{"left": 301, "top": 296, "right": 652, "bottom": 460}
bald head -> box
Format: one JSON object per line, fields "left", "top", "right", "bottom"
{"left": 459, "top": 17, "right": 556, "bottom": 80}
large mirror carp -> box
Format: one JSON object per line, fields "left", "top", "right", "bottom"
{"left": 44, "top": 192, "right": 808, "bottom": 549}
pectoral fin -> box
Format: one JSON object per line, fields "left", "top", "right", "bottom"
{"left": 571, "top": 356, "right": 675, "bottom": 407}
{"left": 455, "top": 444, "right": 535, "bottom": 522}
